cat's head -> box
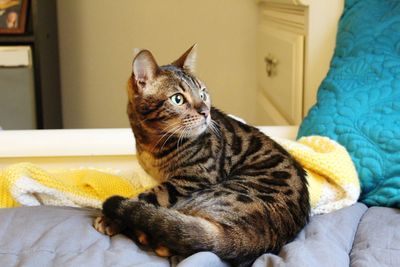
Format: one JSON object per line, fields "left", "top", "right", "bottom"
{"left": 127, "top": 45, "right": 211, "bottom": 139}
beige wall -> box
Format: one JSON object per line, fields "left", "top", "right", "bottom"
{"left": 57, "top": 0, "right": 258, "bottom": 128}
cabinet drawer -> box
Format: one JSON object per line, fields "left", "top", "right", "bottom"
{"left": 257, "top": 26, "right": 304, "bottom": 124}
{"left": 256, "top": 91, "right": 289, "bottom": 125}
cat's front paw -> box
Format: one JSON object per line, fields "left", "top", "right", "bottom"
{"left": 93, "top": 216, "right": 122, "bottom": 236}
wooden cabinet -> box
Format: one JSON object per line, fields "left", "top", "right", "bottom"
{"left": 0, "top": 0, "right": 62, "bottom": 129}
{"left": 256, "top": 0, "right": 344, "bottom": 125}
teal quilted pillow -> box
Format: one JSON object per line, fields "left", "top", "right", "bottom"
{"left": 298, "top": 0, "right": 400, "bottom": 207}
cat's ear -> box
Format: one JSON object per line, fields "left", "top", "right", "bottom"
{"left": 172, "top": 44, "right": 197, "bottom": 73}
{"left": 132, "top": 50, "right": 159, "bottom": 87}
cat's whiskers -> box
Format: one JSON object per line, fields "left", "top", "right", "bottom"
{"left": 177, "top": 124, "right": 191, "bottom": 151}
{"left": 151, "top": 124, "right": 178, "bottom": 146}
{"left": 159, "top": 125, "right": 185, "bottom": 152}
{"left": 152, "top": 109, "right": 194, "bottom": 153}
{"left": 154, "top": 127, "right": 181, "bottom": 152}
{"left": 151, "top": 122, "right": 183, "bottom": 153}
{"left": 176, "top": 130, "right": 184, "bottom": 152}
{"left": 209, "top": 119, "right": 222, "bottom": 139}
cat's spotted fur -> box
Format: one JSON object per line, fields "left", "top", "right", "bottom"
{"left": 94, "top": 45, "right": 310, "bottom": 267}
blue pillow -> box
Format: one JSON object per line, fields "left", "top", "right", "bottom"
{"left": 298, "top": 0, "right": 400, "bottom": 207}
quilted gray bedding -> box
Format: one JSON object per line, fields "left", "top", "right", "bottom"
{"left": 0, "top": 203, "right": 399, "bottom": 267}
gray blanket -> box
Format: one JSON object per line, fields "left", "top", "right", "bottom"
{"left": 0, "top": 203, "right": 399, "bottom": 267}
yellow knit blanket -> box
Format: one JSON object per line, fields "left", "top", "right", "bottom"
{"left": 0, "top": 136, "right": 360, "bottom": 215}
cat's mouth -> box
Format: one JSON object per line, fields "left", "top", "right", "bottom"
{"left": 177, "top": 115, "right": 210, "bottom": 137}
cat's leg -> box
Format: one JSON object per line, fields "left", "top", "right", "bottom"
{"left": 97, "top": 195, "right": 172, "bottom": 255}
{"left": 100, "top": 177, "right": 210, "bottom": 254}
{"left": 93, "top": 195, "right": 138, "bottom": 236}
{"left": 94, "top": 216, "right": 151, "bottom": 250}
{"left": 102, "top": 196, "right": 220, "bottom": 257}
{"left": 94, "top": 195, "right": 156, "bottom": 248}
{"left": 93, "top": 215, "right": 124, "bottom": 236}
{"left": 101, "top": 193, "right": 267, "bottom": 266}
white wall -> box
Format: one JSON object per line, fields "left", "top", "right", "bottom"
{"left": 57, "top": 0, "right": 258, "bottom": 128}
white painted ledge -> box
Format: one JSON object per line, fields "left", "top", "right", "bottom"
{"left": 0, "top": 126, "right": 298, "bottom": 158}
{"left": 257, "top": 0, "right": 311, "bottom": 6}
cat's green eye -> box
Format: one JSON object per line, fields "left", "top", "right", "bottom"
{"left": 200, "top": 90, "right": 207, "bottom": 101}
{"left": 170, "top": 93, "right": 185, "bottom": 106}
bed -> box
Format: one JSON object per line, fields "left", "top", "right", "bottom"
{"left": 0, "top": 127, "right": 399, "bottom": 267}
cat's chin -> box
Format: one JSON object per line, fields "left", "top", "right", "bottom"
{"left": 190, "top": 123, "right": 209, "bottom": 137}
{"left": 179, "top": 120, "right": 210, "bottom": 138}
{"left": 193, "top": 116, "right": 212, "bottom": 136}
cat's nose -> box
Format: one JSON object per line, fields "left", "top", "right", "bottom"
{"left": 197, "top": 105, "right": 209, "bottom": 118}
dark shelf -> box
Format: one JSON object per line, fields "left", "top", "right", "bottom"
{"left": 0, "top": 0, "right": 62, "bottom": 129}
{"left": 0, "top": 34, "right": 35, "bottom": 44}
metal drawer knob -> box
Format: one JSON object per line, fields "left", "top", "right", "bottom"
{"left": 264, "top": 55, "right": 278, "bottom": 77}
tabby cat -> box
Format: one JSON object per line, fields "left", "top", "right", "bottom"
{"left": 94, "top": 45, "right": 310, "bottom": 267}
